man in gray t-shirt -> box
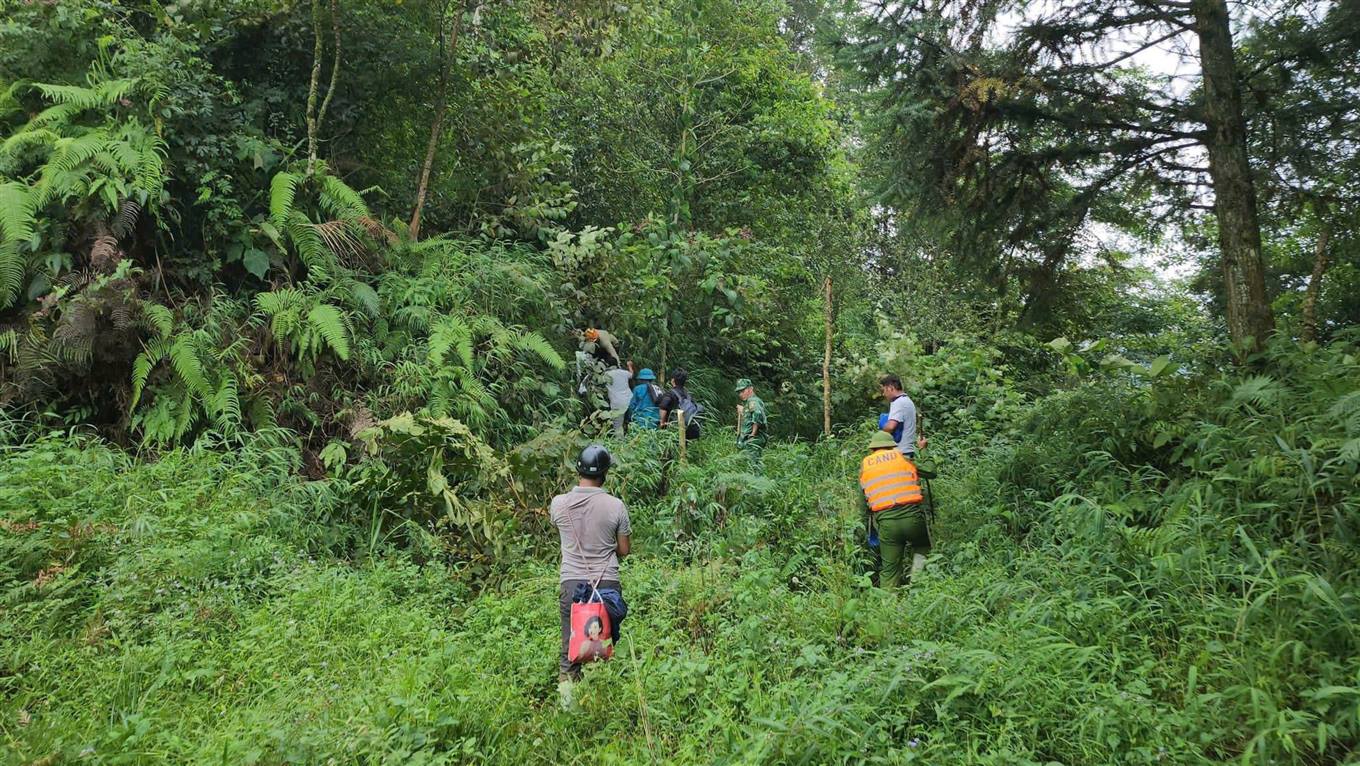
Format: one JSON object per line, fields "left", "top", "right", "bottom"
{"left": 880, "top": 374, "right": 926, "bottom": 456}
{"left": 549, "top": 446, "right": 631, "bottom": 697}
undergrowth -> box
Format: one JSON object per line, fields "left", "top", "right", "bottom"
{"left": 1, "top": 339, "right": 1358, "bottom": 765}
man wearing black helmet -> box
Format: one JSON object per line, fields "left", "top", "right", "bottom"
{"left": 550, "top": 445, "right": 632, "bottom": 709}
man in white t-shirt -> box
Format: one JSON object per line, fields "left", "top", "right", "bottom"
{"left": 603, "top": 362, "right": 634, "bottom": 437}
{"left": 880, "top": 374, "right": 927, "bottom": 457}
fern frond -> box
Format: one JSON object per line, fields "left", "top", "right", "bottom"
{"left": 347, "top": 280, "right": 380, "bottom": 316}
{"left": 247, "top": 395, "right": 277, "bottom": 430}
{"left": 33, "top": 79, "right": 137, "bottom": 110}
{"left": 1, "top": 128, "right": 60, "bottom": 158}
{"left": 112, "top": 198, "right": 141, "bottom": 238}
{"left": 30, "top": 83, "right": 100, "bottom": 109}
{"left": 514, "top": 331, "right": 565, "bottom": 370}
{"left": 449, "top": 371, "right": 497, "bottom": 430}
{"left": 285, "top": 210, "right": 333, "bottom": 283}
{"left": 212, "top": 376, "right": 241, "bottom": 430}
{"left": 473, "top": 315, "right": 514, "bottom": 362}
{"left": 140, "top": 302, "right": 173, "bottom": 337}
{"left": 313, "top": 219, "right": 362, "bottom": 265}
{"left": 0, "top": 181, "right": 36, "bottom": 244}
{"left": 129, "top": 337, "right": 171, "bottom": 410}
{"left": 429, "top": 316, "right": 474, "bottom": 368}
{"left": 51, "top": 300, "right": 98, "bottom": 364}
{"left": 47, "top": 130, "right": 109, "bottom": 173}
{"left": 319, "top": 174, "right": 369, "bottom": 220}
{"left": 0, "top": 243, "right": 21, "bottom": 309}
{"left": 108, "top": 136, "right": 144, "bottom": 174}
{"left": 174, "top": 388, "right": 199, "bottom": 441}
{"left": 0, "top": 190, "right": 32, "bottom": 306}
{"left": 270, "top": 171, "right": 302, "bottom": 224}
{"left": 134, "top": 141, "right": 166, "bottom": 196}
{"left": 0, "top": 328, "right": 17, "bottom": 363}
{"left": 0, "top": 82, "right": 20, "bottom": 121}
{"left": 169, "top": 334, "right": 211, "bottom": 400}
{"left": 254, "top": 286, "right": 308, "bottom": 317}
{"left": 28, "top": 101, "right": 84, "bottom": 129}
{"left": 93, "top": 77, "right": 139, "bottom": 105}
{"left": 306, "top": 303, "right": 351, "bottom": 360}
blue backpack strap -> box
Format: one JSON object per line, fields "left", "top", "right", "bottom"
{"left": 878, "top": 413, "right": 904, "bottom": 442}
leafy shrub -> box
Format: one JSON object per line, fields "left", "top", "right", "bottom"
{"left": 346, "top": 412, "right": 527, "bottom": 570}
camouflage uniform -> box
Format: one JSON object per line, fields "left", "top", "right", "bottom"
{"left": 735, "top": 378, "right": 767, "bottom": 469}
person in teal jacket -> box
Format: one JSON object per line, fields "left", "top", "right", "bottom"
{"left": 627, "top": 368, "right": 662, "bottom": 429}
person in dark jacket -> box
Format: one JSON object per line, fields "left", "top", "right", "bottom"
{"left": 657, "top": 368, "right": 701, "bottom": 440}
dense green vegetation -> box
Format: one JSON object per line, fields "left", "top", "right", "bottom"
{"left": 5, "top": 338, "right": 1358, "bottom": 763}
{"left": 1, "top": 0, "right": 1357, "bottom": 764}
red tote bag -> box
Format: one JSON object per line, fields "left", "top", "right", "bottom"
{"left": 568, "top": 596, "right": 614, "bottom": 663}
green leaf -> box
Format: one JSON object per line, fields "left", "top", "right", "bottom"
{"left": 1100, "top": 353, "right": 1134, "bottom": 370}
{"left": 319, "top": 441, "right": 348, "bottom": 471}
{"left": 1047, "top": 337, "right": 1071, "bottom": 353}
{"left": 1147, "top": 356, "right": 1172, "bottom": 378}
{"left": 243, "top": 248, "right": 269, "bottom": 279}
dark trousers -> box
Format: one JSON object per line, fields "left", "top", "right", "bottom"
{"left": 559, "top": 579, "right": 621, "bottom": 680}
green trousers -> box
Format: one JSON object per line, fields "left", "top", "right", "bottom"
{"left": 874, "top": 505, "right": 930, "bottom": 588}
{"left": 738, "top": 439, "right": 765, "bottom": 471}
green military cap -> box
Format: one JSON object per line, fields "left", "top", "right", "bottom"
{"left": 868, "top": 431, "right": 898, "bottom": 450}
{"left": 734, "top": 377, "right": 753, "bottom": 393}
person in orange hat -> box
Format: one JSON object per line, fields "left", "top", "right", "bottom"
{"left": 581, "top": 327, "right": 620, "bottom": 366}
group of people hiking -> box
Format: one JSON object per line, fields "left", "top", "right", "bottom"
{"left": 552, "top": 354, "right": 932, "bottom": 709}
{"left": 575, "top": 327, "right": 767, "bottom": 463}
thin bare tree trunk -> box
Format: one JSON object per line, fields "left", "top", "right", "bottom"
{"left": 408, "top": 105, "right": 448, "bottom": 240}
{"left": 659, "top": 327, "right": 668, "bottom": 386}
{"left": 315, "top": 0, "right": 342, "bottom": 158}
{"left": 1301, "top": 222, "right": 1331, "bottom": 343}
{"left": 678, "top": 410, "right": 687, "bottom": 463}
{"left": 1193, "top": 0, "right": 1275, "bottom": 355}
{"left": 822, "top": 275, "right": 832, "bottom": 437}
{"left": 305, "top": 0, "right": 324, "bottom": 176}
{"left": 408, "top": 4, "right": 467, "bottom": 240}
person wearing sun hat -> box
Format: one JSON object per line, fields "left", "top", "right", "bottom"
{"left": 626, "top": 367, "right": 663, "bottom": 429}
{"left": 859, "top": 430, "right": 929, "bottom": 588}
{"left": 734, "top": 377, "right": 766, "bottom": 467}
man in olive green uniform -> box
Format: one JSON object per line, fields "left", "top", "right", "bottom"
{"left": 735, "top": 378, "right": 767, "bottom": 468}
{"left": 860, "top": 431, "right": 930, "bottom": 588}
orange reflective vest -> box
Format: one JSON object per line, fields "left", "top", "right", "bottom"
{"left": 859, "top": 449, "right": 923, "bottom": 512}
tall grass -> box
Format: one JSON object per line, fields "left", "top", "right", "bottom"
{"left": 1, "top": 338, "right": 1356, "bottom": 764}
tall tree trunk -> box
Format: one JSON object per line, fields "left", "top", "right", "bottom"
{"left": 669, "top": 90, "right": 694, "bottom": 228}
{"left": 305, "top": 0, "right": 341, "bottom": 177}
{"left": 408, "top": 4, "right": 467, "bottom": 240}
{"left": 315, "top": 0, "right": 341, "bottom": 152}
{"left": 408, "top": 102, "right": 449, "bottom": 240}
{"left": 1300, "top": 221, "right": 1331, "bottom": 343}
{"left": 1193, "top": 0, "right": 1274, "bottom": 354}
{"left": 1018, "top": 244, "right": 1066, "bottom": 330}
{"left": 659, "top": 324, "right": 668, "bottom": 385}
{"left": 822, "top": 275, "right": 832, "bottom": 437}
{"left": 305, "top": 0, "right": 324, "bottom": 176}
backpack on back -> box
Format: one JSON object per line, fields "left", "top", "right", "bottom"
{"left": 878, "top": 413, "right": 904, "bottom": 443}
{"left": 677, "top": 389, "right": 702, "bottom": 425}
